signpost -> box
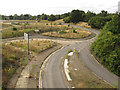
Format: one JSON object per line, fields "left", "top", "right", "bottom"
{"left": 24, "top": 33, "right": 29, "bottom": 41}
{"left": 24, "top": 32, "right": 30, "bottom": 77}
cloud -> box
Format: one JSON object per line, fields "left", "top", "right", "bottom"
{"left": 0, "top": 0, "right": 119, "bottom": 15}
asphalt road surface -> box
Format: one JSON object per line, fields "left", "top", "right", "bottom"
{"left": 41, "top": 25, "right": 119, "bottom": 88}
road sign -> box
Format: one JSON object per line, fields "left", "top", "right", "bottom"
{"left": 24, "top": 33, "right": 28, "bottom": 41}
{"left": 24, "top": 32, "right": 30, "bottom": 78}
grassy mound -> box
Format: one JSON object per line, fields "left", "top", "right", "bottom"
{"left": 42, "top": 29, "right": 91, "bottom": 39}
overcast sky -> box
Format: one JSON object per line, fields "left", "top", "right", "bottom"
{"left": 0, "top": 0, "right": 120, "bottom": 15}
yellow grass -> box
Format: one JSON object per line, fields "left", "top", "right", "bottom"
{"left": 69, "top": 22, "right": 91, "bottom": 28}
{"left": 77, "top": 22, "right": 91, "bottom": 28}
{"left": 55, "top": 19, "right": 64, "bottom": 23}
{"left": 42, "top": 29, "right": 91, "bottom": 39}
{"left": 10, "top": 40, "right": 57, "bottom": 53}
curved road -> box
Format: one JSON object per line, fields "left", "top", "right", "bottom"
{"left": 2, "top": 24, "right": 118, "bottom": 88}
{"left": 40, "top": 24, "right": 118, "bottom": 88}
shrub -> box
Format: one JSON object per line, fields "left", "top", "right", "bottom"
{"left": 59, "top": 30, "right": 67, "bottom": 34}
{"left": 63, "top": 17, "right": 71, "bottom": 23}
{"left": 68, "top": 49, "right": 73, "bottom": 53}
{"left": 103, "top": 15, "right": 120, "bottom": 34}
{"left": 12, "top": 27, "right": 17, "bottom": 31}
{"left": 88, "top": 16, "right": 112, "bottom": 29}
{"left": 90, "top": 31, "right": 120, "bottom": 76}
{"left": 73, "top": 29, "right": 77, "bottom": 33}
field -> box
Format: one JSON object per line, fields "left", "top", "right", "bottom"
{"left": 10, "top": 40, "right": 57, "bottom": 53}
{"left": 42, "top": 29, "right": 91, "bottom": 39}
{"left": 2, "top": 40, "right": 57, "bottom": 88}
{"left": 2, "top": 20, "right": 65, "bottom": 39}
{"left": 2, "top": 20, "right": 91, "bottom": 39}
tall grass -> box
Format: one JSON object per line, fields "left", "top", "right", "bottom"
{"left": 10, "top": 40, "right": 57, "bottom": 53}
{"left": 2, "top": 21, "right": 71, "bottom": 39}
{"left": 42, "top": 29, "right": 91, "bottom": 39}
{"left": 2, "top": 40, "right": 57, "bottom": 88}
{"left": 2, "top": 44, "right": 27, "bottom": 88}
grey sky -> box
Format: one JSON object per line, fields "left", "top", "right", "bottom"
{"left": 0, "top": 0, "right": 119, "bottom": 15}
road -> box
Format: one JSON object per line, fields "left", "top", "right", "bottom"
{"left": 2, "top": 24, "right": 118, "bottom": 88}
{"left": 40, "top": 24, "right": 118, "bottom": 88}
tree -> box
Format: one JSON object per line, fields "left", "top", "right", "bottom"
{"left": 103, "top": 15, "right": 120, "bottom": 34}
{"left": 97, "top": 10, "right": 108, "bottom": 17}
{"left": 19, "top": 14, "right": 24, "bottom": 20}
{"left": 84, "top": 11, "right": 96, "bottom": 22}
{"left": 88, "top": 16, "right": 106, "bottom": 29}
{"left": 37, "top": 15, "right": 41, "bottom": 18}
{"left": 70, "top": 10, "right": 85, "bottom": 24}
{"left": 12, "top": 27, "right": 17, "bottom": 31}
{"left": 24, "top": 14, "right": 31, "bottom": 20}
{"left": 55, "top": 15, "right": 61, "bottom": 20}
{"left": 9, "top": 15, "right": 14, "bottom": 20}
{"left": 48, "top": 14, "right": 56, "bottom": 21}
{"left": 90, "top": 30, "right": 120, "bottom": 76}
{"left": 61, "top": 13, "right": 70, "bottom": 19}
{"left": 63, "top": 17, "right": 71, "bottom": 23}
{"left": 41, "top": 14, "right": 48, "bottom": 20}
{"left": 48, "top": 14, "right": 56, "bottom": 27}
{"left": 13, "top": 14, "right": 18, "bottom": 20}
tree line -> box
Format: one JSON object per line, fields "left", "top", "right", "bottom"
{"left": 1, "top": 10, "right": 119, "bottom": 30}
{"left": 1, "top": 9, "right": 120, "bottom": 77}
{"left": 90, "top": 14, "right": 120, "bottom": 77}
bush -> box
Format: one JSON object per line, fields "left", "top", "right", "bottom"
{"left": 12, "top": 27, "right": 17, "bottom": 31}
{"left": 63, "top": 17, "right": 71, "bottom": 23}
{"left": 88, "top": 16, "right": 112, "bottom": 29}
{"left": 73, "top": 29, "right": 77, "bottom": 33}
{"left": 103, "top": 15, "right": 120, "bottom": 34}
{"left": 91, "top": 31, "right": 120, "bottom": 76}
{"left": 2, "top": 44, "right": 27, "bottom": 88}
{"left": 68, "top": 49, "right": 73, "bottom": 53}
{"left": 58, "top": 30, "right": 67, "bottom": 34}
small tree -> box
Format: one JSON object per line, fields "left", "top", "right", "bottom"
{"left": 84, "top": 11, "right": 96, "bottom": 22}
{"left": 88, "top": 16, "right": 106, "bottom": 29}
{"left": 12, "top": 27, "right": 17, "bottom": 31}
{"left": 70, "top": 10, "right": 85, "bottom": 24}
{"left": 73, "top": 29, "right": 77, "bottom": 33}
{"left": 48, "top": 14, "right": 56, "bottom": 28}
{"left": 103, "top": 15, "right": 120, "bottom": 34}
{"left": 63, "top": 17, "right": 71, "bottom": 23}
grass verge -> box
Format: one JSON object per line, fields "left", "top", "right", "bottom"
{"left": 2, "top": 40, "right": 57, "bottom": 88}
{"left": 63, "top": 50, "right": 112, "bottom": 88}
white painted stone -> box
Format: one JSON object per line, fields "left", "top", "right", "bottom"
{"left": 74, "top": 68, "right": 77, "bottom": 71}
{"left": 64, "top": 59, "right": 72, "bottom": 81}
{"left": 68, "top": 52, "right": 73, "bottom": 56}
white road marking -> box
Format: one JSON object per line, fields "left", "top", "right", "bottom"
{"left": 64, "top": 59, "right": 72, "bottom": 81}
